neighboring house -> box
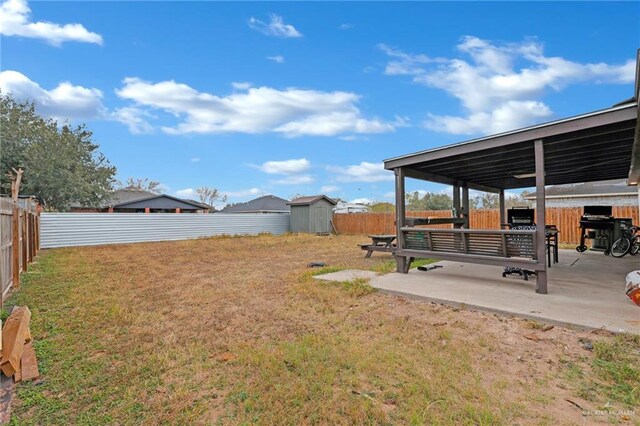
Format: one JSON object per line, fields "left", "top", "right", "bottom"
{"left": 71, "top": 189, "right": 210, "bottom": 213}
{"left": 333, "top": 202, "right": 369, "bottom": 214}
{"left": 219, "top": 195, "right": 290, "bottom": 214}
{"left": 523, "top": 179, "right": 638, "bottom": 208}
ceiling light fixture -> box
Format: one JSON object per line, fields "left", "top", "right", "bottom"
{"left": 513, "top": 172, "right": 536, "bottom": 179}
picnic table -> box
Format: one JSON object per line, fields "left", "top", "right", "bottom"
{"left": 358, "top": 234, "right": 397, "bottom": 258}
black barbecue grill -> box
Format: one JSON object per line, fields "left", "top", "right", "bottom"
{"left": 507, "top": 207, "right": 535, "bottom": 226}
{"left": 502, "top": 208, "right": 559, "bottom": 280}
{"left": 576, "top": 206, "right": 633, "bottom": 254}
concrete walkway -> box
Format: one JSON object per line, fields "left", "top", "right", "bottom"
{"left": 368, "top": 250, "right": 639, "bottom": 334}
{"left": 313, "top": 269, "right": 378, "bottom": 282}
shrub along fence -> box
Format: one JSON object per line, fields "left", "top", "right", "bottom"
{"left": 0, "top": 197, "right": 40, "bottom": 301}
{"left": 332, "top": 206, "right": 639, "bottom": 245}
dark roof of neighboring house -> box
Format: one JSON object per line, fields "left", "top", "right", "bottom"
{"left": 524, "top": 179, "right": 638, "bottom": 199}
{"left": 182, "top": 199, "right": 214, "bottom": 210}
{"left": 220, "top": 195, "right": 290, "bottom": 213}
{"left": 83, "top": 189, "right": 206, "bottom": 209}
{"left": 104, "top": 189, "right": 156, "bottom": 206}
{"left": 288, "top": 195, "right": 337, "bottom": 206}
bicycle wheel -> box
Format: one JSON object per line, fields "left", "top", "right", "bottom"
{"left": 630, "top": 243, "right": 640, "bottom": 256}
{"left": 610, "top": 237, "right": 631, "bottom": 258}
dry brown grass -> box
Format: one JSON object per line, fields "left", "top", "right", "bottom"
{"left": 9, "top": 234, "right": 639, "bottom": 424}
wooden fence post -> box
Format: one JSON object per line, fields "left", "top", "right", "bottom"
{"left": 30, "top": 213, "right": 35, "bottom": 260}
{"left": 21, "top": 208, "right": 28, "bottom": 272}
{"left": 12, "top": 203, "right": 20, "bottom": 289}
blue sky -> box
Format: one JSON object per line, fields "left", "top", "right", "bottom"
{"left": 1, "top": 1, "right": 639, "bottom": 206}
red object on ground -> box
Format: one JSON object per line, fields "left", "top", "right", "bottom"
{"left": 627, "top": 287, "right": 640, "bottom": 306}
{"left": 626, "top": 271, "right": 640, "bottom": 307}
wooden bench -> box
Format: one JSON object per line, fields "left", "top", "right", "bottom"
{"left": 397, "top": 227, "right": 539, "bottom": 273}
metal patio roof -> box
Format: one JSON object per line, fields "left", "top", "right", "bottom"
{"left": 384, "top": 102, "right": 638, "bottom": 191}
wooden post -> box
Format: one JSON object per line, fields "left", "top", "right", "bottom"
{"left": 461, "top": 183, "right": 470, "bottom": 229}
{"left": 21, "top": 208, "right": 27, "bottom": 271}
{"left": 394, "top": 168, "right": 407, "bottom": 273}
{"left": 534, "top": 139, "right": 547, "bottom": 294}
{"left": 453, "top": 184, "right": 461, "bottom": 228}
{"left": 33, "top": 210, "right": 39, "bottom": 255}
{"left": 108, "top": 207, "right": 114, "bottom": 213}
{"left": 499, "top": 189, "right": 506, "bottom": 229}
{"left": 29, "top": 200, "right": 33, "bottom": 261}
{"left": 12, "top": 205, "right": 19, "bottom": 289}
{"left": 10, "top": 169, "right": 23, "bottom": 290}
{"left": 175, "top": 208, "right": 181, "bottom": 213}
{"left": 144, "top": 207, "right": 150, "bottom": 214}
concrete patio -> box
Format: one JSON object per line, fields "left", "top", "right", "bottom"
{"left": 366, "top": 249, "right": 639, "bottom": 333}
{"left": 312, "top": 250, "right": 640, "bottom": 333}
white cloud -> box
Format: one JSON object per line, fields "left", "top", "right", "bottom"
{"left": 339, "top": 23, "right": 353, "bottom": 30}
{"left": 257, "top": 158, "right": 310, "bottom": 174}
{"left": 232, "top": 82, "right": 252, "bottom": 90}
{"left": 0, "top": 70, "right": 105, "bottom": 120}
{"left": 248, "top": 14, "right": 302, "bottom": 38}
{"left": 111, "top": 106, "right": 154, "bottom": 134}
{"left": 273, "top": 175, "right": 314, "bottom": 185}
{"left": 378, "top": 43, "right": 443, "bottom": 76}
{"left": 190, "top": 157, "right": 200, "bottom": 163}
{"left": 223, "top": 188, "right": 264, "bottom": 198}
{"left": 0, "top": 0, "right": 103, "bottom": 45}
{"left": 381, "top": 36, "right": 635, "bottom": 135}
{"left": 383, "top": 191, "right": 395, "bottom": 200}
{"left": 321, "top": 185, "right": 339, "bottom": 193}
{"left": 328, "top": 162, "right": 394, "bottom": 183}
{"left": 424, "top": 100, "right": 552, "bottom": 135}
{"left": 267, "top": 55, "right": 285, "bottom": 63}
{"left": 115, "top": 77, "right": 396, "bottom": 137}
{"left": 175, "top": 188, "right": 197, "bottom": 198}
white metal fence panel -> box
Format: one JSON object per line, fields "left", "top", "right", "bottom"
{"left": 41, "top": 213, "right": 291, "bottom": 248}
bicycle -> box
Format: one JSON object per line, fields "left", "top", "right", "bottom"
{"left": 630, "top": 227, "right": 640, "bottom": 256}
{"left": 610, "top": 225, "right": 639, "bottom": 258}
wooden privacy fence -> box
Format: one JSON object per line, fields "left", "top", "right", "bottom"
{"left": 333, "top": 206, "right": 639, "bottom": 245}
{"left": 0, "top": 197, "right": 40, "bottom": 301}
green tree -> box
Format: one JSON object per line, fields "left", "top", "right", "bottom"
{"left": 369, "top": 202, "right": 394, "bottom": 212}
{"left": 405, "top": 191, "right": 452, "bottom": 211}
{"left": 471, "top": 192, "right": 532, "bottom": 209}
{"left": 1, "top": 94, "right": 116, "bottom": 211}
{"left": 475, "top": 193, "right": 500, "bottom": 209}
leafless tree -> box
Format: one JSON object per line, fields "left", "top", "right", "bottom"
{"left": 118, "top": 178, "right": 162, "bottom": 194}
{"left": 196, "top": 187, "right": 227, "bottom": 211}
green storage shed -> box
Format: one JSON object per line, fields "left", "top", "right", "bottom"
{"left": 288, "top": 195, "right": 337, "bottom": 234}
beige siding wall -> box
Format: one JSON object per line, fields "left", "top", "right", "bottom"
{"left": 544, "top": 195, "right": 637, "bottom": 208}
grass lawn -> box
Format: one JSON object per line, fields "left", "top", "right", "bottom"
{"left": 7, "top": 234, "right": 640, "bottom": 425}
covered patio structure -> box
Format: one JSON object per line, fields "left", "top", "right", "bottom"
{"left": 383, "top": 51, "right": 640, "bottom": 295}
